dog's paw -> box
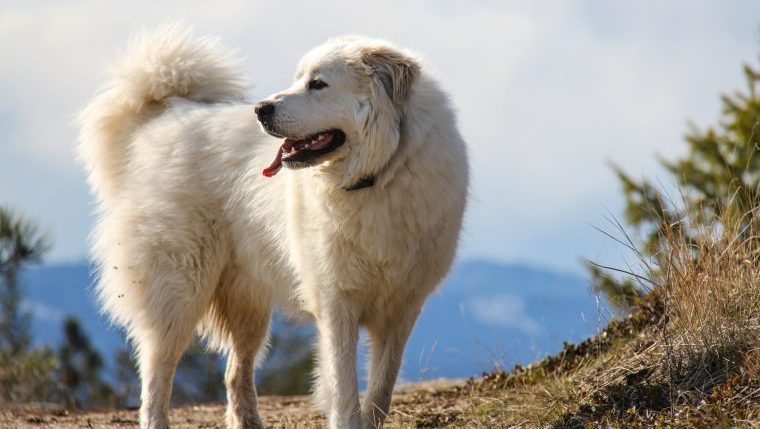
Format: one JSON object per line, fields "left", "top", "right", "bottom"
{"left": 225, "top": 412, "right": 265, "bottom": 429}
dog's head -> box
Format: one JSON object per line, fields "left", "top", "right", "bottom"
{"left": 255, "top": 37, "right": 420, "bottom": 187}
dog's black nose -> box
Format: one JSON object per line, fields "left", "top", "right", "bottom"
{"left": 254, "top": 102, "right": 275, "bottom": 119}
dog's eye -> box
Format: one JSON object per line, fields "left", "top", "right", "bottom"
{"left": 308, "top": 79, "right": 328, "bottom": 90}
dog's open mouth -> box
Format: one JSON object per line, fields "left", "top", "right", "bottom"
{"left": 262, "top": 130, "right": 346, "bottom": 177}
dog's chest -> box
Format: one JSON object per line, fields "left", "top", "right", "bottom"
{"left": 289, "top": 188, "right": 431, "bottom": 291}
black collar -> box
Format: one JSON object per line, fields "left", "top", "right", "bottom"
{"left": 343, "top": 176, "right": 375, "bottom": 192}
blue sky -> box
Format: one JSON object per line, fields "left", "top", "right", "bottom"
{"left": 1, "top": 1, "right": 759, "bottom": 274}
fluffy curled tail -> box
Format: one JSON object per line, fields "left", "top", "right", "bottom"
{"left": 78, "top": 23, "right": 248, "bottom": 202}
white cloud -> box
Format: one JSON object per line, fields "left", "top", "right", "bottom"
{"left": 467, "top": 294, "right": 542, "bottom": 335}
{"left": 0, "top": 1, "right": 758, "bottom": 268}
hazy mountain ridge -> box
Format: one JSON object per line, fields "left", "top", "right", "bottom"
{"left": 19, "top": 260, "right": 601, "bottom": 381}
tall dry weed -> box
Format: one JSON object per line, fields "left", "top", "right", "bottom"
{"left": 647, "top": 200, "right": 760, "bottom": 394}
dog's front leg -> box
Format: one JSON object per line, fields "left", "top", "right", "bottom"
{"left": 361, "top": 304, "right": 422, "bottom": 428}
{"left": 314, "top": 300, "right": 361, "bottom": 429}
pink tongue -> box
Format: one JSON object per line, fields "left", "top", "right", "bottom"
{"left": 262, "top": 139, "right": 296, "bottom": 177}
{"left": 261, "top": 134, "right": 334, "bottom": 178}
{"left": 262, "top": 151, "right": 283, "bottom": 177}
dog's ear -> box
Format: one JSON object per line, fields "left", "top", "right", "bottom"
{"left": 362, "top": 46, "right": 420, "bottom": 107}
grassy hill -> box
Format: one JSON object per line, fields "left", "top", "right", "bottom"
{"left": 401, "top": 205, "right": 760, "bottom": 427}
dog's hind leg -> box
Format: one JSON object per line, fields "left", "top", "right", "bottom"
{"left": 361, "top": 304, "right": 422, "bottom": 428}
{"left": 208, "top": 270, "right": 271, "bottom": 429}
{"left": 314, "top": 301, "right": 362, "bottom": 429}
{"left": 130, "top": 246, "right": 223, "bottom": 428}
{"left": 223, "top": 317, "right": 269, "bottom": 429}
{"left": 137, "top": 327, "right": 196, "bottom": 429}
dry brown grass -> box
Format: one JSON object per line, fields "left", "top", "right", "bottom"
{"left": 654, "top": 205, "right": 760, "bottom": 407}
{"left": 392, "top": 203, "right": 760, "bottom": 428}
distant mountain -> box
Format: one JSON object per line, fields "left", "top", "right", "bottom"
{"left": 21, "top": 263, "right": 124, "bottom": 357}
{"left": 19, "top": 260, "right": 603, "bottom": 382}
{"left": 401, "top": 260, "right": 603, "bottom": 381}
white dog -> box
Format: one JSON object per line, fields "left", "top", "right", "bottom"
{"left": 79, "top": 24, "right": 468, "bottom": 429}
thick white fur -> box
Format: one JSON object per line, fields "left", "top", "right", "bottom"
{"left": 79, "top": 23, "right": 468, "bottom": 429}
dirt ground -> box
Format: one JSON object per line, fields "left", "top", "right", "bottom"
{"left": 0, "top": 380, "right": 465, "bottom": 429}
{"left": 1, "top": 395, "right": 318, "bottom": 429}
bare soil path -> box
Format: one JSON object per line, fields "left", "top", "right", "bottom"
{"left": 0, "top": 380, "right": 465, "bottom": 429}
